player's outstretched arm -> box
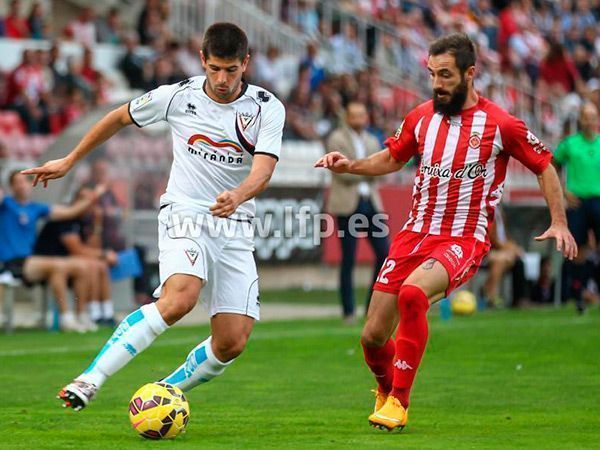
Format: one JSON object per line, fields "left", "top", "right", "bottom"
{"left": 314, "top": 148, "right": 406, "bottom": 176}
{"left": 210, "top": 154, "right": 277, "bottom": 218}
{"left": 534, "top": 164, "right": 577, "bottom": 260}
{"left": 21, "top": 104, "right": 133, "bottom": 187}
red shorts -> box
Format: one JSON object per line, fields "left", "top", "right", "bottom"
{"left": 373, "top": 230, "right": 491, "bottom": 297}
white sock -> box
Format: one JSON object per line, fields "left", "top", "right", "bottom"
{"left": 162, "top": 336, "right": 232, "bottom": 392}
{"left": 89, "top": 301, "right": 101, "bottom": 321}
{"left": 77, "top": 303, "right": 168, "bottom": 387}
{"left": 61, "top": 310, "right": 76, "bottom": 325}
{"left": 101, "top": 300, "right": 114, "bottom": 319}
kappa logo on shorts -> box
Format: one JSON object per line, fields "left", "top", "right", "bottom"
{"left": 450, "top": 244, "right": 464, "bottom": 259}
{"left": 184, "top": 248, "right": 199, "bottom": 266}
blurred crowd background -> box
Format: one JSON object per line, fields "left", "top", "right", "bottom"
{"left": 1, "top": 0, "right": 600, "bottom": 330}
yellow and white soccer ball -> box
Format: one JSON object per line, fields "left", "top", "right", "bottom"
{"left": 128, "top": 382, "right": 190, "bottom": 440}
{"left": 451, "top": 290, "right": 477, "bottom": 315}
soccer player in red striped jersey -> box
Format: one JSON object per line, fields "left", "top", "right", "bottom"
{"left": 315, "top": 33, "right": 577, "bottom": 431}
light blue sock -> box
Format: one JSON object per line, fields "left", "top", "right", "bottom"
{"left": 78, "top": 303, "right": 168, "bottom": 387}
{"left": 162, "top": 336, "right": 232, "bottom": 392}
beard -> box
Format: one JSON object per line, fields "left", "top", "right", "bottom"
{"left": 432, "top": 77, "right": 468, "bottom": 116}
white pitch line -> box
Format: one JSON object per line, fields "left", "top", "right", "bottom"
{"left": 0, "top": 327, "right": 362, "bottom": 358}
{"left": 0, "top": 315, "right": 594, "bottom": 358}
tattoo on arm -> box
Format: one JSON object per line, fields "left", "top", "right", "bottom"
{"left": 421, "top": 258, "right": 436, "bottom": 270}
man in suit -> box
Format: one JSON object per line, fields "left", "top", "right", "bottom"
{"left": 326, "top": 101, "right": 390, "bottom": 323}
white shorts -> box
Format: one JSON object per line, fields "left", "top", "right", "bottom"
{"left": 153, "top": 203, "right": 260, "bottom": 320}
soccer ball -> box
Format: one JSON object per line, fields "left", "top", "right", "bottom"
{"left": 128, "top": 382, "right": 190, "bottom": 440}
{"left": 451, "top": 290, "right": 477, "bottom": 315}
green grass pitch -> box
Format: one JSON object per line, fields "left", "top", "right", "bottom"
{"left": 1, "top": 307, "right": 599, "bottom": 449}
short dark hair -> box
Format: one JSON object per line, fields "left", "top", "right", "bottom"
{"left": 429, "top": 33, "right": 476, "bottom": 73}
{"left": 202, "top": 23, "right": 248, "bottom": 61}
{"left": 8, "top": 169, "right": 24, "bottom": 185}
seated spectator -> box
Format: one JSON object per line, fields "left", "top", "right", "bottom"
{"left": 96, "top": 7, "right": 123, "bottom": 44}
{"left": 0, "top": 171, "right": 104, "bottom": 332}
{"left": 328, "top": 22, "right": 366, "bottom": 75}
{"left": 84, "top": 158, "right": 153, "bottom": 305}
{"left": 481, "top": 206, "right": 528, "bottom": 308}
{"left": 531, "top": 256, "right": 555, "bottom": 304}
{"left": 538, "top": 37, "right": 583, "bottom": 98}
{"left": 27, "top": 1, "right": 47, "bottom": 40}
{"left": 5, "top": 0, "right": 30, "bottom": 39}
{"left": 254, "top": 46, "right": 285, "bottom": 95}
{"left": 68, "top": 6, "right": 96, "bottom": 47}
{"left": 34, "top": 186, "right": 118, "bottom": 327}
{"left": 176, "top": 36, "right": 204, "bottom": 78}
{"left": 299, "top": 41, "right": 325, "bottom": 92}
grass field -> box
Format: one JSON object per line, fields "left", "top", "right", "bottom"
{"left": 1, "top": 307, "right": 599, "bottom": 449}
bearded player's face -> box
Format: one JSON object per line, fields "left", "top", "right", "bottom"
{"left": 201, "top": 52, "right": 249, "bottom": 103}
{"left": 428, "top": 53, "right": 471, "bottom": 116}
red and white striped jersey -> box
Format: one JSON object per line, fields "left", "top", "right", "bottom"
{"left": 384, "top": 96, "right": 552, "bottom": 243}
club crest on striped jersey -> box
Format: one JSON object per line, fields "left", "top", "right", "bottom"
{"left": 468, "top": 132, "right": 481, "bottom": 149}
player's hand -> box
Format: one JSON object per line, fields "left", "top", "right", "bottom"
{"left": 103, "top": 249, "right": 118, "bottom": 266}
{"left": 565, "top": 191, "right": 581, "bottom": 209}
{"left": 21, "top": 156, "right": 74, "bottom": 187}
{"left": 314, "top": 151, "right": 352, "bottom": 174}
{"left": 210, "top": 190, "right": 242, "bottom": 218}
{"left": 534, "top": 223, "right": 578, "bottom": 260}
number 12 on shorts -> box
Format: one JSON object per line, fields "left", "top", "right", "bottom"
{"left": 376, "top": 259, "right": 396, "bottom": 284}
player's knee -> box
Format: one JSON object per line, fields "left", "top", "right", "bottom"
{"left": 361, "top": 325, "right": 388, "bottom": 348}
{"left": 213, "top": 335, "right": 248, "bottom": 362}
{"left": 159, "top": 284, "right": 200, "bottom": 323}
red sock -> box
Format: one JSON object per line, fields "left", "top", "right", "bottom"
{"left": 390, "top": 285, "right": 430, "bottom": 408}
{"left": 362, "top": 338, "right": 395, "bottom": 394}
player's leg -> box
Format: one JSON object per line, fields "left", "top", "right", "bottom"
{"left": 368, "top": 258, "right": 448, "bottom": 431}
{"left": 23, "top": 256, "right": 82, "bottom": 332}
{"left": 161, "top": 239, "right": 258, "bottom": 392}
{"left": 162, "top": 313, "right": 254, "bottom": 392}
{"left": 360, "top": 290, "right": 398, "bottom": 410}
{"left": 59, "top": 274, "right": 201, "bottom": 410}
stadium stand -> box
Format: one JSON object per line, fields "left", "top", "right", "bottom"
{"left": 1, "top": 0, "right": 600, "bottom": 330}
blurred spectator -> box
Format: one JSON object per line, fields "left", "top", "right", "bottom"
{"left": 137, "top": 0, "right": 170, "bottom": 46}
{"left": 254, "top": 45, "right": 285, "bottom": 95}
{"left": 285, "top": 80, "right": 320, "bottom": 140}
{"left": 27, "top": 1, "right": 47, "bottom": 40}
{"left": 531, "top": 256, "right": 555, "bottom": 304}
{"left": 68, "top": 7, "right": 96, "bottom": 47}
{"left": 326, "top": 101, "right": 389, "bottom": 323}
{"left": 83, "top": 158, "right": 126, "bottom": 251}
{"left": 289, "top": 0, "right": 320, "bottom": 37}
{"left": 119, "top": 33, "right": 146, "bottom": 89}
{"left": 0, "top": 171, "right": 103, "bottom": 332}
{"left": 34, "top": 186, "right": 117, "bottom": 327}
{"left": 553, "top": 102, "right": 600, "bottom": 313}
{"left": 176, "top": 36, "right": 204, "bottom": 78}
{"left": 96, "top": 7, "right": 123, "bottom": 44}
{"left": 5, "top": 0, "right": 30, "bottom": 39}
{"left": 299, "top": 42, "right": 326, "bottom": 93}
{"left": 328, "top": 22, "right": 366, "bottom": 74}
{"left": 7, "top": 49, "right": 51, "bottom": 134}
{"left": 481, "top": 207, "right": 528, "bottom": 308}
{"left": 538, "top": 38, "right": 582, "bottom": 97}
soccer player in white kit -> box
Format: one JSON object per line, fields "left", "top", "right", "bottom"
{"left": 23, "top": 23, "right": 286, "bottom": 410}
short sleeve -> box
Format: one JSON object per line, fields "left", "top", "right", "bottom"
{"left": 384, "top": 110, "right": 420, "bottom": 162}
{"left": 128, "top": 83, "right": 182, "bottom": 127}
{"left": 34, "top": 202, "right": 50, "bottom": 219}
{"left": 59, "top": 220, "right": 81, "bottom": 236}
{"left": 501, "top": 116, "right": 552, "bottom": 175}
{"left": 254, "top": 99, "right": 285, "bottom": 160}
{"left": 553, "top": 137, "right": 569, "bottom": 166}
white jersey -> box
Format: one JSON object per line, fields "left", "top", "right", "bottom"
{"left": 128, "top": 76, "right": 285, "bottom": 218}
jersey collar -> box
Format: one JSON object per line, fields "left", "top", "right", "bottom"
{"left": 201, "top": 79, "right": 249, "bottom": 105}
